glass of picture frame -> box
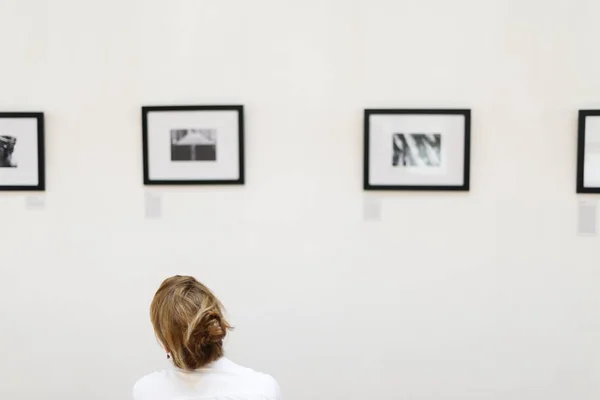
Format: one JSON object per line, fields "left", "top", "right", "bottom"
{"left": 577, "top": 110, "right": 600, "bottom": 193}
{"left": 0, "top": 112, "right": 45, "bottom": 191}
{"left": 364, "top": 109, "right": 471, "bottom": 191}
{"left": 142, "top": 105, "right": 244, "bottom": 185}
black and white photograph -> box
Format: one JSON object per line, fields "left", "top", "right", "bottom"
{"left": 364, "top": 109, "right": 470, "bottom": 191}
{"left": 0, "top": 112, "right": 45, "bottom": 191}
{"left": 170, "top": 129, "right": 217, "bottom": 161}
{"left": 0, "top": 135, "right": 18, "bottom": 168}
{"left": 142, "top": 106, "right": 244, "bottom": 185}
{"left": 577, "top": 110, "right": 600, "bottom": 193}
{"left": 392, "top": 133, "right": 442, "bottom": 167}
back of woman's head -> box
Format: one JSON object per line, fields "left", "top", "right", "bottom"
{"left": 150, "top": 275, "right": 231, "bottom": 371}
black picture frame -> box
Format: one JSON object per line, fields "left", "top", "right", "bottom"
{"left": 576, "top": 110, "right": 600, "bottom": 194}
{"left": 0, "top": 112, "right": 45, "bottom": 191}
{"left": 364, "top": 109, "right": 471, "bottom": 191}
{"left": 142, "top": 105, "right": 245, "bottom": 186}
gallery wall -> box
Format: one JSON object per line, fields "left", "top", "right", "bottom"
{"left": 1, "top": 0, "right": 600, "bottom": 399}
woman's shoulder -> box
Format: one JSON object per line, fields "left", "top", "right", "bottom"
{"left": 217, "top": 358, "right": 282, "bottom": 398}
{"left": 133, "top": 359, "right": 281, "bottom": 400}
{"left": 133, "top": 369, "right": 172, "bottom": 400}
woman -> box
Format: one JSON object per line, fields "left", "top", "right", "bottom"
{"left": 134, "top": 276, "right": 282, "bottom": 400}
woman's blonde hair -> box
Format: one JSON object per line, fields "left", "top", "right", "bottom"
{"left": 150, "top": 275, "right": 232, "bottom": 371}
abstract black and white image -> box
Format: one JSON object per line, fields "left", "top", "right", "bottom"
{"left": 0, "top": 135, "right": 17, "bottom": 168}
{"left": 143, "top": 105, "right": 244, "bottom": 185}
{"left": 364, "top": 109, "right": 470, "bottom": 191}
{"left": 170, "top": 129, "right": 217, "bottom": 161}
{"left": 0, "top": 112, "right": 45, "bottom": 191}
{"left": 392, "top": 133, "right": 441, "bottom": 167}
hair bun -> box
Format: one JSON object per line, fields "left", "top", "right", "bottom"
{"left": 199, "top": 313, "right": 227, "bottom": 346}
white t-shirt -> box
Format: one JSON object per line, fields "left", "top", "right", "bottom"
{"left": 133, "top": 358, "right": 282, "bottom": 400}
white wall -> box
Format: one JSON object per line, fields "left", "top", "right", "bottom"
{"left": 1, "top": 0, "right": 600, "bottom": 399}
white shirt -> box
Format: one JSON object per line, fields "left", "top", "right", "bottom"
{"left": 133, "top": 358, "right": 282, "bottom": 400}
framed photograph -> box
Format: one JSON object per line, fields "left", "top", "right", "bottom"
{"left": 364, "top": 109, "right": 471, "bottom": 191}
{"left": 0, "top": 112, "right": 45, "bottom": 191}
{"left": 577, "top": 110, "right": 600, "bottom": 193}
{"left": 142, "top": 105, "right": 244, "bottom": 185}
